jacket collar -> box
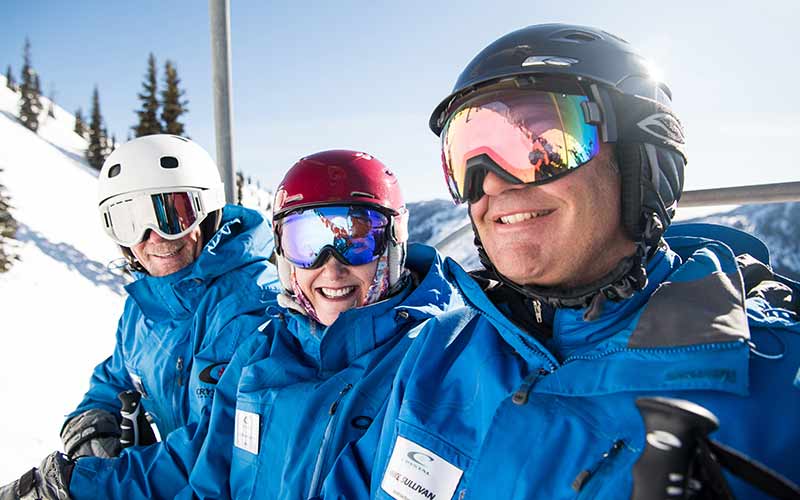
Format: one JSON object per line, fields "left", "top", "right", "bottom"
{"left": 449, "top": 241, "right": 751, "bottom": 396}
{"left": 285, "top": 244, "right": 458, "bottom": 374}
{"left": 126, "top": 205, "right": 272, "bottom": 321}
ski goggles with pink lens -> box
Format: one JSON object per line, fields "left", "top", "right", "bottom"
{"left": 99, "top": 188, "right": 223, "bottom": 247}
{"left": 441, "top": 84, "right": 601, "bottom": 203}
{"left": 275, "top": 205, "right": 391, "bottom": 269}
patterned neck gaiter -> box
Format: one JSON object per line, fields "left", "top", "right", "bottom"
{"left": 288, "top": 252, "right": 391, "bottom": 325}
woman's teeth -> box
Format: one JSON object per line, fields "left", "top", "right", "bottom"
{"left": 320, "top": 286, "right": 355, "bottom": 298}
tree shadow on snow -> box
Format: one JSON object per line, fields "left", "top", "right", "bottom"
{"left": 15, "top": 222, "right": 128, "bottom": 296}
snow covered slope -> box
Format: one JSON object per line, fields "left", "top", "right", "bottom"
{"left": 0, "top": 77, "right": 127, "bottom": 481}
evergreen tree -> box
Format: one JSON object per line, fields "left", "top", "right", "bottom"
{"left": 0, "top": 169, "right": 19, "bottom": 273}
{"left": 102, "top": 126, "right": 113, "bottom": 157}
{"left": 236, "top": 171, "right": 244, "bottom": 206}
{"left": 87, "top": 86, "right": 108, "bottom": 170}
{"left": 74, "top": 107, "right": 86, "bottom": 138}
{"left": 47, "top": 86, "right": 56, "bottom": 118}
{"left": 18, "top": 38, "right": 43, "bottom": 133}
{"left": 132, "top": 53, "right": 162, "bottom": 137}
{"left": 160, "top": 60, "right": 188, "bottom": 136}
{"left": 4, "top": 65, "right": 16, "bottom": 91}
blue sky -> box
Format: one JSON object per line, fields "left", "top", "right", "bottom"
{"left": 2, "top": 1, "right": 798, "bottom": 202}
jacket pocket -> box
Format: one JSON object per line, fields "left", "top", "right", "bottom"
{"left": 229, "top": 397, "right": 273, "bottom": 500}
{"left": 574, "top": 439, "right": 636, "bottom": 499}
{"left": 376, "top": 421, "right": 472, "bottom": 500}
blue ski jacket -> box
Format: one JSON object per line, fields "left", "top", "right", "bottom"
{"left": 320, "top": 224, "right": 800, "bottom": 500}
{"left": 66, "top": 204, "right": 279, "bottom": 437}
{"left": 67, "top": 244, "right": 465, "bottom": 500}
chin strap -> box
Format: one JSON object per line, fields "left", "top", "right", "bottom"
{"left": 474, "top": 212, "right": 665, "bottom": 319}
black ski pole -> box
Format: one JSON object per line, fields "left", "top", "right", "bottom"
{"left": 118, "top": 390, "right": 157, "bottom": 448}
{"left": 631, "top": 397, "right": 731, "bottom": 500}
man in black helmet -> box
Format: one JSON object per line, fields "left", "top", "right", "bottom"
{"left": 318, "top": 24, "right": 800, "bottom": 500}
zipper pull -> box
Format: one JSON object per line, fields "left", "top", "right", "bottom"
{"left": 572, "top": 440, "right": 625, "bottom": 492}
{"left": 176, "top": 357, "right": 184, "bottom": 386}
{"left": 329, "top": 384, "right": 353, "bottom": 415}
{"left": 512, "top": 368, "right": 549, "bottom": 405}
{"left": 532, "top": 299, "right": 543, "bottom": 323}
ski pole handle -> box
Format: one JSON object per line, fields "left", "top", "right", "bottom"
{"left": 631, "top": 397, "right": 719, "bottom": 500}
{"left": 118, "top": 390, "right": 157, "bottom": 448}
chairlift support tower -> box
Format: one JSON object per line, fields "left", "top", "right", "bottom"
{"left": 209, "top": 0, "right": 236, "bottom": 204}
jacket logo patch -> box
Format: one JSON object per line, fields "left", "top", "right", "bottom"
{"left": 198, "top": 362, "right": 227, "bottom": 384}
{"left": 381, "top": 436, "right": 462, "bottom": 500}
{"left": 234, "top": 408, "right": 260, "bottom": 455}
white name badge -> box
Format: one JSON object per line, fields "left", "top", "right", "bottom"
{"left": 381, "top": 436, "right": 463, "bottom": 500}
{"left": 233, "top": 408, "right": 260, "bottom": 455}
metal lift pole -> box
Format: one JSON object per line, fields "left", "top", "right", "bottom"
{"left": 209, "top": 0, "right": 236, "bottom": 204}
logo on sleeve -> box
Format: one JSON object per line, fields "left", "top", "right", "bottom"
{"left": 381, "top": 436, "right": 463, "bottom": 500}
{"left": 234, "top": 408, "right": 260, "bottom": 455}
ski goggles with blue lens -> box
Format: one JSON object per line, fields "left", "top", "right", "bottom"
{"left": 99, "top": 188, "right": 223, "bottom": 247}
{"left": 275, "top": 205, "right": 391, "bottom": 269}
{"left": 441, "top": 85, "right": 601, "bottom": 203}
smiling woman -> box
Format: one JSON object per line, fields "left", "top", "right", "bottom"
{"left": 272, "top": 150, "right": 411, "bottom": 325}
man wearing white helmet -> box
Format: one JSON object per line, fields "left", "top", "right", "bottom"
{"left": 0, "top": 149, "right": 464, "bottom": 500}
{"left": 39, "top": 135, "right": 277, "bottom": 465}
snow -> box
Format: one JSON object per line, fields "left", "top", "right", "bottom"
{"left": 0, "top": 77, "right": 127, "bottom": 482}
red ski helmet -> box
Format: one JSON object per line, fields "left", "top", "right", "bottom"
{"left": 273, "top": 150, "right": 409, "bottom": 292}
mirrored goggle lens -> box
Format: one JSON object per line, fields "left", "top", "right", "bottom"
{"left": 103, "top": 191, "right": 201, "bottom": 246}
{"left": 278, "top": 206, "right": 390, "bottom": 269}
{"left": 442, "top": 89, "right": 600, "bottom": 202}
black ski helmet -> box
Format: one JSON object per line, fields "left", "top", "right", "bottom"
{"left": 431, "top": 24, "right": 688, "bottom": 311}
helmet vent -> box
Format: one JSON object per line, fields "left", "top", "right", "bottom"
{"left": 108, "top": 164, "right": 121, "bottom": 178}
{"left": 350, "top": 191, "right": 377, "bottom": 199}
{"left": 552, "top": 30, "right": 600, "bottom": 43}
{"left": 160, "top": 156, "right": 179, "bottom": 169}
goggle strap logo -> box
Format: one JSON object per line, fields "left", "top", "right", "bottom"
{"left": 636, "top": 112, "right": 686, "bottom": 148}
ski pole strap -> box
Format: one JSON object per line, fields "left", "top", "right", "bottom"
{"left": 707, "top": 438, "right": 800, "bottom": 500}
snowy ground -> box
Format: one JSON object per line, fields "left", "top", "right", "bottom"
{"left": 0, "top": 79, "right": 127, "bottom": 482}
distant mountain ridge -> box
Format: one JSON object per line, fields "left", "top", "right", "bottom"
{"left": 407, "top": 199, "right": 800, "bottom": 280}
{"left": 685, "top": 202, "right": 800, "bottom": 280}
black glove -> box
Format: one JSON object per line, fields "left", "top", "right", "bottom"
{"left": 60, "top": 408, "right": 121, "bottom": 459}
{"left": 0, "top": 451, "right": 74, "bottom": 500}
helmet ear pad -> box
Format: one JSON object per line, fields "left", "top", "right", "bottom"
{"left": 616, "top": 143, "right": 685, "bottom": 241}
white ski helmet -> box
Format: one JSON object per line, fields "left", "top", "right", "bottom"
{"left": 98, "top": 134, "right": 224, "bottom": 205}
{"left": 97, "top": 134, "right": 226, "bottom": 270}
